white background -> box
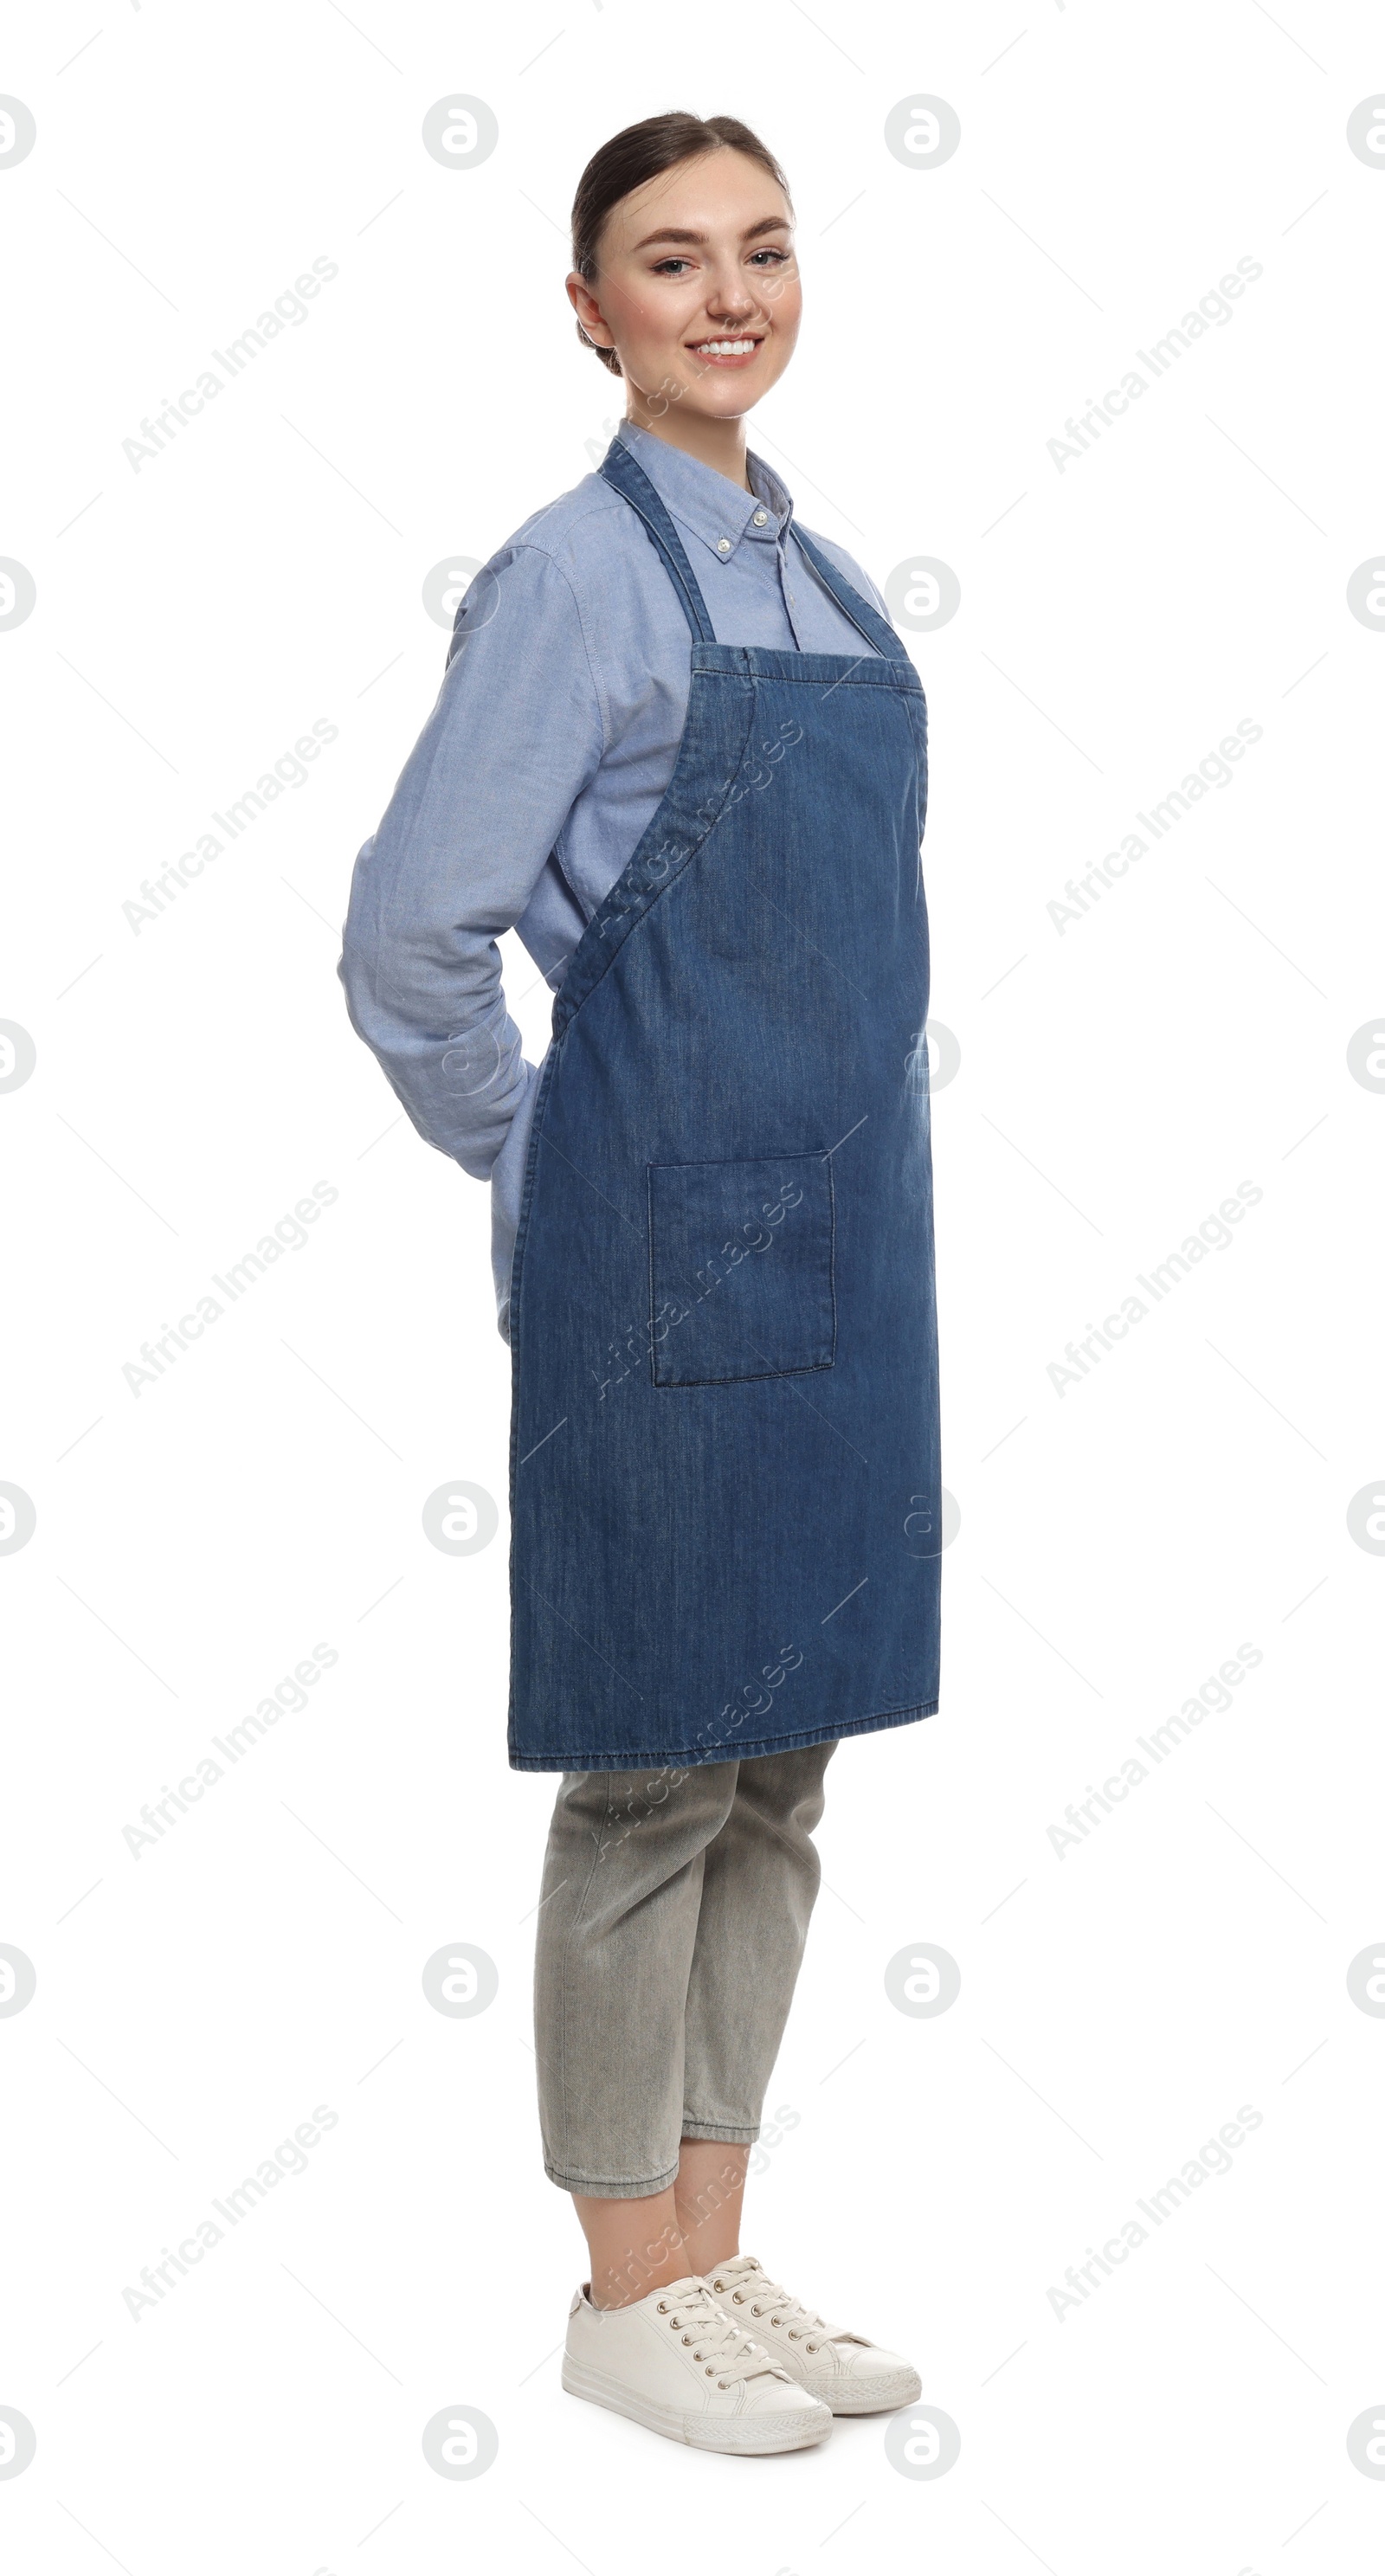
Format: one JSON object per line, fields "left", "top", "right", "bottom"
{"left": 3, "top": 1, "right": 1383, "bottom": 2569}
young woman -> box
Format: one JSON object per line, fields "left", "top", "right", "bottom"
{"left": 341, "top": 112, "right": 940, "bottom": 2455}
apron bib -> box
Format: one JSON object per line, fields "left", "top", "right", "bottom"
{"left": 506, "top": 435, "right": 940, "bottom": 1772}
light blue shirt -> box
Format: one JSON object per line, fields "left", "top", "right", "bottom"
{"left": 339, "top": 418, "right": 890, "bottom": 1338}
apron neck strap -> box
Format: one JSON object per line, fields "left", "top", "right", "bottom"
{"left": 599, "top": 435, "right": 717, "bottom": 643}
{"left": 601, "top": 431, "right": 912, "bottom": 669}
{"left": 788, "top": 524, "right": 912, "bottom": 663}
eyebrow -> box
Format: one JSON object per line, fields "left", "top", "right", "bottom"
{"left": 630, "top": 216, "right": 792, "bottom": 252}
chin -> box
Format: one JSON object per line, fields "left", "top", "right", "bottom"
{"left": 695, "top": 376, "right": 763, "bottom": 408}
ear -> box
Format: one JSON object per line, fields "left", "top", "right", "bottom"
{"left": 566, "top": 270, "right": 615, "bottom": 352}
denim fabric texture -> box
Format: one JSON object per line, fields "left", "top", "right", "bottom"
{"left": 337, "top": 421, "right": 886, "bottom": 1341}
{"left": 534, "top": 1743, "right": 837, "bottom": 2197}
{"left": 646, "top": 1150, "right": 837, "bottom": 1386}
{"left": 508, "top": 435, "right": 940, "bottom": 1773}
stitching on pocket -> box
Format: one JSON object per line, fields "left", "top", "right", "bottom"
{"left": 647, "top": 1150, "right": 837, "bottom": 1388}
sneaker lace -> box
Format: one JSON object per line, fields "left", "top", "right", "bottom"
{"left": 711, "top": 2257, "right": 850, "bottom": 2353}
{"left": 656, "top": 2279, "right": 790, "bottom": 2387}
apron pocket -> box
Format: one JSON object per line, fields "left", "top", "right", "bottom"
{"left": 647, "top": 1150, "right": 836, "bottom": 1387}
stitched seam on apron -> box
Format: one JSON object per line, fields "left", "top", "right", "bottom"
{"left": 665, "top": 665, "right": 922, "bottom": 692}
{"left": 510, "top": 1700, "right": 940, "bottom": 1773}
{"left": 549, "top": 672, "right": 759, "bottom": 1041}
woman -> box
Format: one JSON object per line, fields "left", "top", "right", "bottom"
{"left": 340, "top": 111, "right": 940, "bottom": 2456}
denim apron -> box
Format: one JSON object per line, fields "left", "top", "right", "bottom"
{"left": 506, "top": 435, "right": 940, "bottom": 1773}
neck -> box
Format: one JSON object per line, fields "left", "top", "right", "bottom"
{"left": 624, "top": 395, "right": 751, "bottom": 493}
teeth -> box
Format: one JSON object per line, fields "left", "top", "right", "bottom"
{"left": 693, "top": 338, "right": 757, "bottom": 356}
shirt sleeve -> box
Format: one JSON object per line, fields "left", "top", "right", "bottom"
{"left": 338, "top": 541, "right": 605, "bottom": 1179}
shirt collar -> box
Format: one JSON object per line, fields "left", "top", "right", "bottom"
{"left": 615, "top": 418, "right": 794, "bottom": 564}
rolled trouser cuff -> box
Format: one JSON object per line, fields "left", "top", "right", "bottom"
{"left": 544, "top": 2159, "right": 679, "bottom": 2200}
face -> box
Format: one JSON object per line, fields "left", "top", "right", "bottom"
{"left": 568, "top": 149, "right": 801, "bottom": 421}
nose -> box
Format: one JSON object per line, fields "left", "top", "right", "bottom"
{"left": 705, "top": 267, "right": 757, "bottom": 324}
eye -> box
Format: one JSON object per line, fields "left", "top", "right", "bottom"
{"left": 749, "top": 247, "right": 791, "bottom": 266}
{"left": 651, "top": 256, "right": 695, "bottom": 275}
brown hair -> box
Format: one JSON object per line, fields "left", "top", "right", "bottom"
{"left": 570, "top": 112, "right": 793, "bottom": 377}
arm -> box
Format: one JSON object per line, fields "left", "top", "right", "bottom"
{"left": 338, "top": 542, "right": 605, "bottom": 1180}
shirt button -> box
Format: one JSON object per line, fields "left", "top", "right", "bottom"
{"left": 752, "top": 509, "right": 768, "bottom": 526}
{"left": 717, "top": 538, "right": 731, "bottom": 553}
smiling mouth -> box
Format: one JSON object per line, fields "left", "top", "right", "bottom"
{"left": 687, "top": 335, "right": 763, "bottom": 361}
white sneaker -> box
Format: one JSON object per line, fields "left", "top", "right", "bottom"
{"left": 705, "top": 2255, "right": 922, "bottom": 2416}
{"left": 561, "top": 2272, "right": 834, "bottom": 2453}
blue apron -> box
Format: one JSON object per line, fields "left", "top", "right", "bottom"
{"left": 506, "top": 435, "right": 940, "bottom": 1773}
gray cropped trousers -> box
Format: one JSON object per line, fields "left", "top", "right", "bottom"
{"left": 534, "top": 1742, "right": 836, "bottom": 2198}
